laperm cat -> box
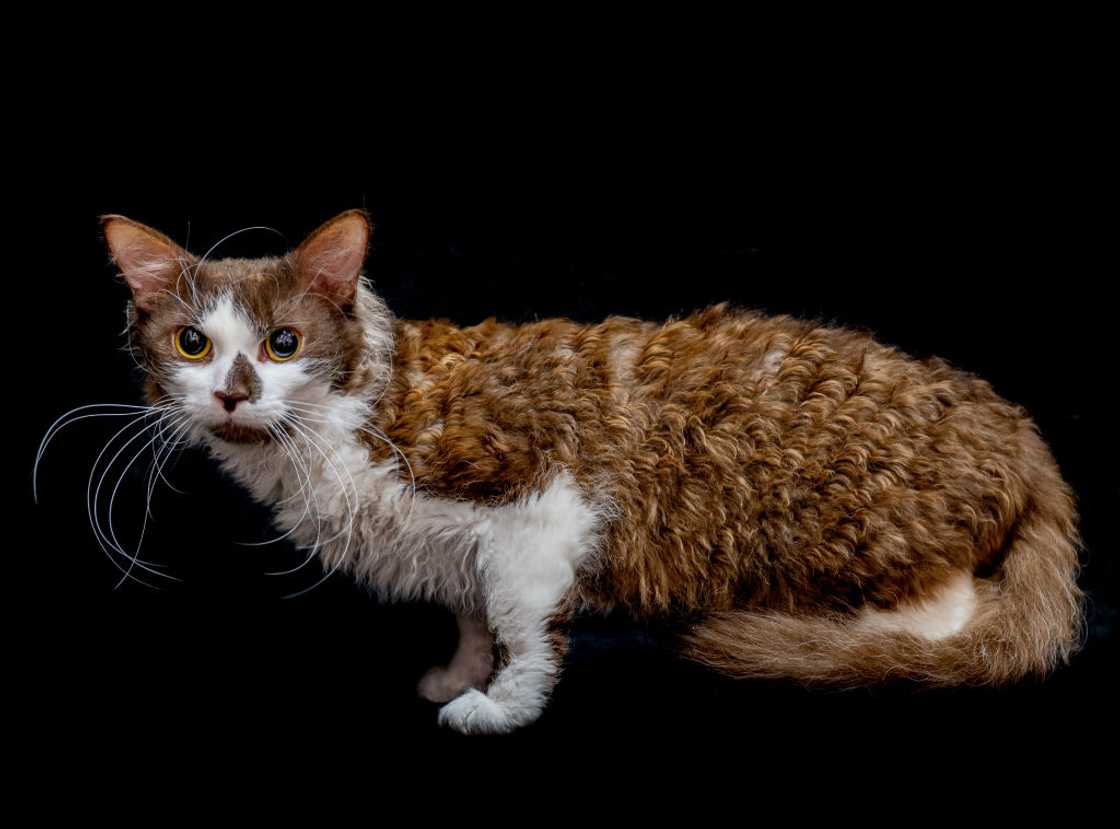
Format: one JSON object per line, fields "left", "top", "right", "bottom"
{"left": 84, "top": 210, "right": 1082, "bottom": 733}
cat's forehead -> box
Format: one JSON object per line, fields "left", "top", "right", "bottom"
{"left": 175, "top": 256, "right": 303, "bottom": 325}
{"left": 194, "top": 256, "right": 298, "bottom": 295}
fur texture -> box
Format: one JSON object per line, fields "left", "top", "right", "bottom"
{"left": 97, "top": 211, "right": 1085, "bottom": 732}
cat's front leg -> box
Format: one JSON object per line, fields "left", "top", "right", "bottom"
{"left": 418, "top": 614, "right": 495, "bottom": 704}
{"left": 436, "top": 473, "right": 597, "bottom": 735}
{"left": 436, "top": 608, "right": 570, "bottom": 735}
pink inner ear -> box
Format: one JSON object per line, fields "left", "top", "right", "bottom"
{"left": 295, "top": 213, "right": 370, "bottom": 304}
{"left": 104, "top": 219, "right": 190, "bottom": 309}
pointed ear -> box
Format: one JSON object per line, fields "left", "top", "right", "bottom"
{"left": 293, "top": 210, "right": 371, "bottom": 307}
{"left": 100, "top": 215, "right": 195, "bottom": 312}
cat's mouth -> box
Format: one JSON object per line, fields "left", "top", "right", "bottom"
{"left": 210, "top": 421, "right": 271, "bottom": 445}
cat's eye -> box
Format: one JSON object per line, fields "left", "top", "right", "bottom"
{"left": 265, "top": 327, "right": 302, "bottom": 362}
{"left": 174, "top": 326, "right": 211, "bottom": 360}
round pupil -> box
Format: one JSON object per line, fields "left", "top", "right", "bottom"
{"left": 270, "top": 329, "right": 298, "bottom": 357}
{"left": 180, "top": 327, "right": 206, "bottom": 355}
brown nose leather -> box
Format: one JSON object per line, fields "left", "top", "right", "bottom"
{"left": 214, "top": 390, "right": 249, "bottom": 412}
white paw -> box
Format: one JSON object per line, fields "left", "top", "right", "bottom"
{"left": 418, "top": 666, "right": 473, "bottom": 704}
{"left": 437, "top": 689, "right": 518, "bottom": 735}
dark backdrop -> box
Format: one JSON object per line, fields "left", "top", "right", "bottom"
{"left": 13, "top": 90, "right": 1115, "bottom": 759}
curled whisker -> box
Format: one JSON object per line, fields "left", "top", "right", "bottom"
{"left": 87, "top": 412, "right": 181, "bottom": 584}
{"left": 84, "top": 413, "right": 169, "bottom": 588}
{"left": 263, "top": 420, "right": 329, "bottom": 577}
{"left": 260, "top": 424, "right": 327, "bottom": 576}
{"left": 144, "top": 416, "right": 193, "bottom": 519}
{"left": 98, "top": 418, "right": 180, "bottom": 571}
{"left": 33, "top": 398, "right": 183, "bottom": 503}
{"left": 278, "top": 414, "right": 360, "bottom": 599}
{"left": 114, "top": 415, "right": 192, "bottom": 589}
{"left": 239, "top": 423, "right": 315, "bottom": 550}
{"left": 272, "top": 421, "right": 351, "bottom": 551}
{"left": 145, "top": 416, "right": 191, "bottom": 504}
{"left": 284, "top": 400, "right": 417, "bottom": 525}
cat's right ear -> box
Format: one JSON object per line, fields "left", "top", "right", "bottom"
{"left": 100, "top": 215, "right": 195, "bottom": 311}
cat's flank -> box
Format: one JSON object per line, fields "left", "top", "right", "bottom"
{"left": 93, "top": 210, "right": 1083, "bottom": 733}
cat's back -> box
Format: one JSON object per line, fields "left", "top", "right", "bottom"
{"left": 376, "top": 304, "right": 1011, "bottom": 500}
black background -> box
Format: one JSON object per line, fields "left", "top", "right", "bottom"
{"left": 12, "top": 49, "right": 1115, "bottom": 768}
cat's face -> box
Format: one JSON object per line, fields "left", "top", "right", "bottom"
{"left": 103, "top": 211, "right": 372, "bottom": 445}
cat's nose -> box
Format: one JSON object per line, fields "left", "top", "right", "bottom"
{"left": 214, "top": 390, "right": 249, "bottom": 413}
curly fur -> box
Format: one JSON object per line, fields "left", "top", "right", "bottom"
{"left": 368, "top": 303, "right": 1084, "bottom": 685}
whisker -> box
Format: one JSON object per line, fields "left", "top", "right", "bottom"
{"left": 239, "top": 423, "right": 315, "bottom": 549}
{"left": 278, "top": 414, "right": 360, "bottom": 599}
{"left": 33, "top": 399, "right": 183, "bottom": 503}
{"left": 271, "top": 416, "right": 358, "bottom": 546}
{"left": 260, "top": 425, "right": 328, "bottom": 576}
{"left": 144, "top": 416, "right": 191, "bottom": 505}
{"left": 113, "top": 415, "right": 192, "bottom": 589}
{"left": 283, "top": 401, "right": 417, "bottom": 524}
{"left": 277, "top": 421, "right": 358, "bottom": 548}
{"left": 87, "top": 412, "right": 180, "bottom": 582}
{"left": 264, "top": 422, "right": 328, "bottom": 575}
{"left": 83, "top": 413, "right": 167, "bottom": 588}
{"left": 144, "top": 416, "right": 193, "bottom": 520}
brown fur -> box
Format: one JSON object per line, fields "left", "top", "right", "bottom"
{"left": 362, "top": 304, "right": 1083, "bottom": 685}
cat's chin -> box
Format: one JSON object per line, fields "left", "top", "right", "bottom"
{"left": 209, "top": 422, "right": 271, "bottom": 445}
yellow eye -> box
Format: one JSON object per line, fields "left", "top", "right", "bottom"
{"left": 174, "top": 326, "right": 212, "bottom": 360}
{"left": 265, "top": 327, "right": 302, "bottom": 362}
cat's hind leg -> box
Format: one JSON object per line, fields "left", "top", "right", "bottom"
{"left": 437, "top": 473, "right": 598, "bottom": 735}
{"left": 418, "top": 614, "right": 495, "bottom": 704}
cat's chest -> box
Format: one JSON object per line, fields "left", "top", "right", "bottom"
{"left": 215, "top": 430, "right": 388, "bottom": 531}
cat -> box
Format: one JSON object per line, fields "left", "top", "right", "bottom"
{"left": 84, "top": 209, "right": 1082, "bottom": 733}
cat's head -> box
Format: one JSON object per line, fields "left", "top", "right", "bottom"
{"left": 102, "top": 211, "right": 393, "bottom": 446}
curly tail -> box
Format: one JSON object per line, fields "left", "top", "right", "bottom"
{"left": 681, "top": 461, "right": 1085, "bottom": 686}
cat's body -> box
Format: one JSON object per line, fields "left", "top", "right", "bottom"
{"left": 94, "top": 210, "right": 1084, "bottom": 733}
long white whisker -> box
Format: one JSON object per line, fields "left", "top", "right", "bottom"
{"left": 144, "top": 416, "right": 192, "bottom": 519}
{"left": 113, "top": 415, "right": 192, "bottom": 589}
{"left": 283, "top": 401, "right": 416, "bottom": 525}
{"left": 260, "top": 425, "right": 327, "bottom": 576}
{"left": 239, "top": 424, "right": 315, "bottom": 549}
{"left": 277, "top": 419, "right": 362, "bottom": 550}
{"left": 83, "top": 413, "right": 168, "bottom": 587}
{"left": 96, "top": 416, "right": 178, "bottom": 573}
{"left": 33, "top": 399, "right": 183, "bottom": 502}
{"left": 273, "top": 418, "right": 342, "bottom": 558}
{"left": 144, "top": 416, "right": 192, "bottom": 507}
{"left": 263, "top": 423, "right": 326, "bottom": 575}
{"left": 279, "top": 415, "right": 360, "bottom": 599}
{"left": 87, "top": 413, "right": 179, "bottom": 582}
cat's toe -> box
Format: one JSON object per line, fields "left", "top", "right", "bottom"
{"left": 437, "top": 689, "right": 516, "bottom": 735}
{"left": 418, "top": 666, "right": 470, "bottom": 704}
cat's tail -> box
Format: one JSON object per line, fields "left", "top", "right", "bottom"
{"left": 680, "top": 457, "right": 1085, "bottom": 686}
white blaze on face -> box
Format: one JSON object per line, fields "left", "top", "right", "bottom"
{"left": 165, "top": 295, "right": 324, "bottom": 432}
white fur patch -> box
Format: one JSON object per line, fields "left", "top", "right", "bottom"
{"left": 856, "top": 571, "right": 977, "bottom": 641}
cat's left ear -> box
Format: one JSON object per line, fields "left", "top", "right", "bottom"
{"left": 292, "top": 209, "right": 371, "bottom": 308}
